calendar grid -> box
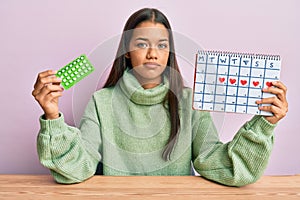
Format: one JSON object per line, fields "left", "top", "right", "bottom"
{"left": 260, "top": 58, "right": 268, "bottom": 115}
{"left": 193, "top": 51, "right": 281, "bottom": 116}
{"left": 200, "top": 54, "right": 209, "bottom": 109}
{"left": 233, "top": 55, "right": 241, "bottom": 113}
{"left": 223, "top": 54, "right": 230, "bottom": 113}
{"left": 212, "top": 54, "right": 220, "bottom": 111}
{"left": 245, "top": 56, "right": 253, "bottom": 114}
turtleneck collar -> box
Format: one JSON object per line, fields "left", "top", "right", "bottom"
{"left": 118, "top": 69, "right": 169, "bottom": 105}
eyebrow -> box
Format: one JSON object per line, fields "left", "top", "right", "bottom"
{"left": 135, "top": 37, "right": 169, "bottom": 42}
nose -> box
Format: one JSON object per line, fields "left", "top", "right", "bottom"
{"left": 146, "top": 47, "right": 158, "bottom": 60}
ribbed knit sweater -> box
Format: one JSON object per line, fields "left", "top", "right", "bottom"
{"left": 37, "top": 70, "right": 276, "bottom": 186}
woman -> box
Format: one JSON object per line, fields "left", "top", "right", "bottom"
{"left": 32, "top": 8, "right": 288, "bottom": 186}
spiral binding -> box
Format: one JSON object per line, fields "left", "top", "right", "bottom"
{"left": 197, "top": 50, "right": 280, "bottom": 61}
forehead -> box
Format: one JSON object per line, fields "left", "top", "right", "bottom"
{"left": 131, "top": 21, "right": 169, "bottom": 40}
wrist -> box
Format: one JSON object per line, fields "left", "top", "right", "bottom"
{"left": 263, "top": 116, "right": 279, "bottom": 125}
{"left": 44, "top": 113, "right": 60, "bottom": 120}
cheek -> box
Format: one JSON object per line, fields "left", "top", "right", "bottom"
{"left": 129, "top": 50, "right": 146, "bottom": 67}
{"left": 160, "top": 51, "right": 170, "bottom": 65}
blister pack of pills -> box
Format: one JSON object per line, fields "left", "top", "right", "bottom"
{"left": 56, "top": 54, "right": 95, "bottom": 90}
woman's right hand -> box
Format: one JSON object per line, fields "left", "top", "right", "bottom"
{"left": 32, "top": 70, "right": 64, "bottom": 120}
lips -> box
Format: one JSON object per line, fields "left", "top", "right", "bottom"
{"left": 143, "top": 62, "right": 160, "bottom": 69}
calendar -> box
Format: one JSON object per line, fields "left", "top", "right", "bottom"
{"left": 193, "top": 50, "right": 281, "bottom": 116}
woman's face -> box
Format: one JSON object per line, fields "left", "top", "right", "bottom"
{"left": 127, "top": 21, "right": 170, "bottom": 89}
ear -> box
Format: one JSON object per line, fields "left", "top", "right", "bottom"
{"left": 125, "top": 53, "right": 130, "bottom": 59}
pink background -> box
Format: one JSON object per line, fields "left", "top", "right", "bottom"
{"left": 0, "top": 0, "right": 299, "bottom": 175}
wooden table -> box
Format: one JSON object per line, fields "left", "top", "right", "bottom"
{"left": 0, "top": 175, "right": 299, "bottom": 199}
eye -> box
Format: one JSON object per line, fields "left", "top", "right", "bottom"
{"left": 158, "top": 43, "right": 168, "bottom": 49}
{"left": 136, "top": 43, "right": 148, "bottom": 49}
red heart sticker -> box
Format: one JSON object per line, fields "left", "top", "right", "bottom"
{"left": 229, "top": 78, "right": 236, "bottom": 84}
{"left": 253, "top": 81, "right": 259, "bottom": 87}
{"left": 219, "top": 77, "right": 225, "bottom": 83}
{"left": 240, "top": 80, "right": 247, "bottom": 85}
{"left": 266, "top": 82, "right": 272, "bottom": 87}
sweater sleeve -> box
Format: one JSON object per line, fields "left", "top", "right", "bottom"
{"left": 37, "top": 95, "right": 102, "bottom": 184}
{"left": 192, "top": 112, "right": 276, "bottom": 187}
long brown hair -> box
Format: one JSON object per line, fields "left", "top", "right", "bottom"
{"left": 104, "top": 8, "right": 184, "bottom": 161}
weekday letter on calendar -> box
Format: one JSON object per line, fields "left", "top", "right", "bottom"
{"left": 192, "top": 50, "right": 281, "bottom": 116}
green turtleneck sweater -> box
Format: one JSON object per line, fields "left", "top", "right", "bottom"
{"left": 37, "top": 70, "right": 276, "bottom": 186}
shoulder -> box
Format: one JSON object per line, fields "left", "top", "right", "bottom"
{"left": 178, "top": 87, "right": 193, "bottom": 114}
{"left": 93, "top": 87, "right": 114, "bottom": 96}
{"left": 180, "top": 87, "right": 193, "bottom": 104}
{"left": 91, "top": 87, "right": 115, "bottom": 103}
{"left": 182, "top": 87, "right": 193, "bottom": 97}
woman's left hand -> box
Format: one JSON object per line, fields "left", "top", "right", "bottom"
{"left": 256, "top": 81, "right": 288, "bottom": 124}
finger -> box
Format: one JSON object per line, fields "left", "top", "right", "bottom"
{"left": 271, "top": 81, "right": 287, "bottom": 93}
{"left": 259, "top": 104, "right": 286, "bottom": 120}
{"left": 33, "top": 76, "right": 62, "bottom": 95}
{"left": 43, "top": 91, "right": 64, "bottom": 102}
{"left": 34, "top": 84, "right": 64, "bottom": 102}
{"left": 32, "top": 76, "right": 61, "bottom": 97}
{"left": 38, "top": 70, "right": 57, "bottom": 79}
{"left": 259, "top": 104, "right": 280, "bottom": 115}
{"left": 36, "top": 91, "right": 63, "bottom": 111}
{"left": 34, "top": 70, "right": 59, "bottom": 89}
{"left": 40, "top": 84, "right": 64, "bottom": 96}
{"left": 256, "top": 96, "right": 281, "bottom": 107}
{"left": 263, "top": 86, "right": 286, "bottom": 102}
